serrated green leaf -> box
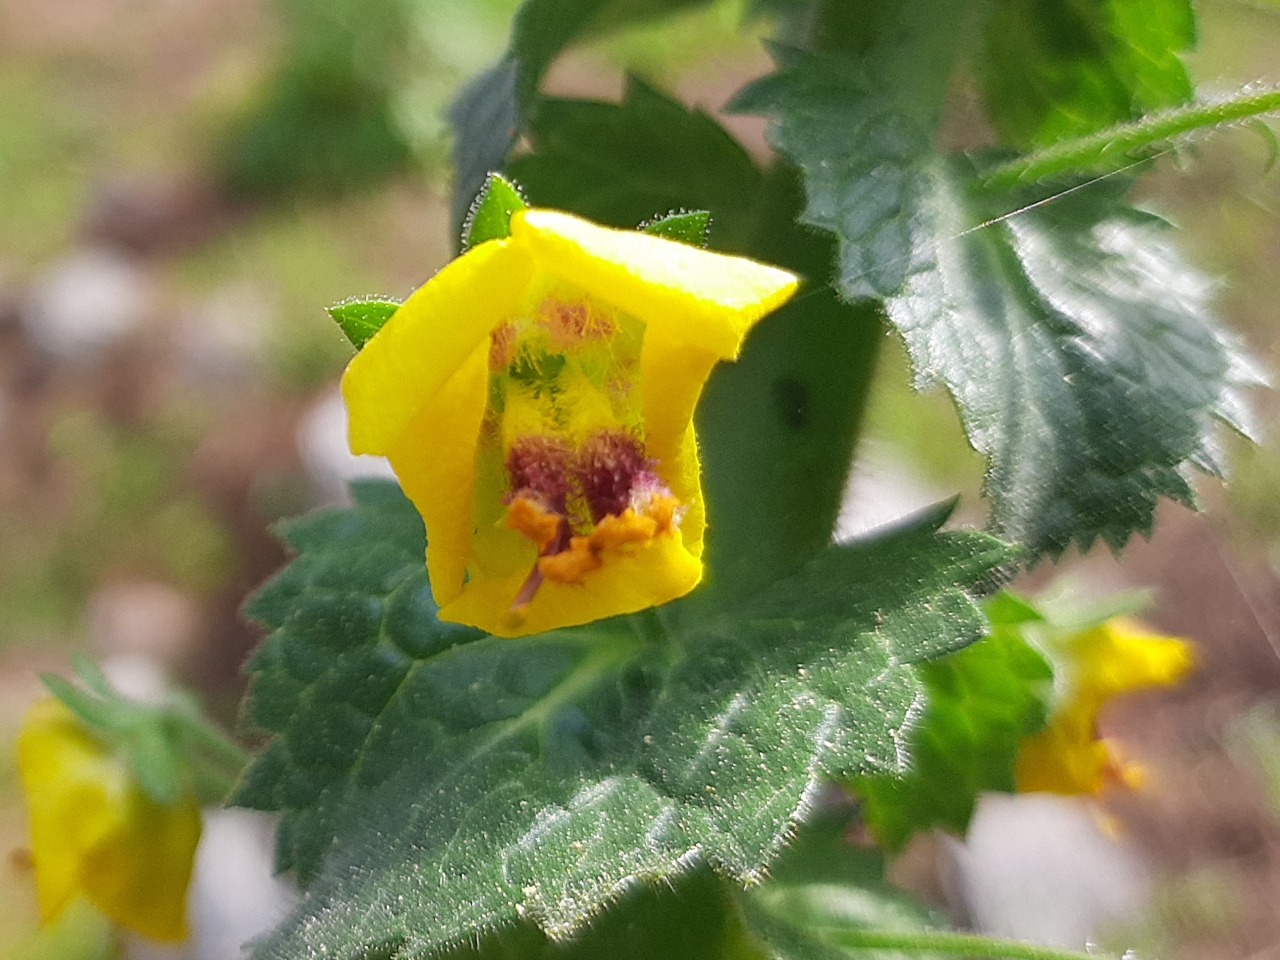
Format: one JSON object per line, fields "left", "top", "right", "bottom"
{"left": 448, "top": 62, "right": 522, "bottom": 236}
{"left": 447, "top": 0, "right": 716, "bottom": 233}
{"left": 731, "top": 47, "right": 1258, "bottom": 558}
{"left": 235, "top": 482, "right": 1012, "bottom": 959}
{"left": 694, "top": 288, "right": 883, "bottom": 604}
{"left": 327, "top": 298, "right": 401, "bottom": 350}
{"left": 509, "top": 78, "right": 765, "bottom": 252}
{"left": 981, "top": 0, "right": 1195, "bottom": 150}
{"left": 739, "top": 814, "right": 943, "bottom": 960}
{"left": 854, "top": 599, "right": 1053, "bottom": 850}
{"left": 887, "top": 162, "right": 1259, "bottom": 556}
{"left": 462, "top": 173, "right": 529, "bottom": 251}
{"left": 641, "top": 210, "right": 711, "bottom": 246}
{"left": 729, "top": 47, "right": 936, "bottom": 300}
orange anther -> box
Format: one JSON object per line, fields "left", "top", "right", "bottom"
{"left": 590, "top": 510, "right": 658, "bottom": 550}
{"left": 538, "top": 538, "right": 603, "bottom": 584}
{"left": 505, "top": 496, "right": 563, "bottom": 553}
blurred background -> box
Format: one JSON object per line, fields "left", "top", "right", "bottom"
{"left": 0, "top": 0, "right": 1277, "bottom": 957}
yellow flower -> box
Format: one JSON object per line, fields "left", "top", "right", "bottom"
{"left": 17, "top": 697, "right": 201, "bottom": 943}
{"left": 1015, "top": 617, "right": 1193, "bottom": 795}
{"left": 343, "top": 209, "right": 798, "bottom": 637}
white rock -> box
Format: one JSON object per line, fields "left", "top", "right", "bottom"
{"left": 943, "top": 792, "right": 1150, "bottom": 950}
{"left": 23, "top": 248, "right": 152, "bottom": 360}
{"left": 187, "top": 810, "right": 298, "bottom": 960}
{"left": 297, "top": 388, "right": 397, "bottom": 505}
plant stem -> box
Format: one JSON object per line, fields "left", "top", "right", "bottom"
{"left": 832, "top": 928, "right": 1115, "bottom": 960}
{"left": 984, "top": 85, "right": 1280, "bottom": 189}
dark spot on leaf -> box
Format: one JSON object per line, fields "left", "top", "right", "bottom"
{"left": 773, "top": 377, "right": 810, "bottom": 429}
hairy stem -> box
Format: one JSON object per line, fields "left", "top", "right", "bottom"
{"left": 832, "top": 928, "right": 1119, "bottom": 960}
{"left": 984, "top": 85, "right": 1280, "bottom": 189}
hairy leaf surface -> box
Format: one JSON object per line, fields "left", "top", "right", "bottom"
{"left": 236, "top": 483, "right": 1011, "bottom": 959}
{"left": 446, "top": 0, "right": 715, "bottom": 231}
{"left": 892, "top": 167, "right": 1258, "bottom": 555}
{"left": 510, "top": 78, "right": 765, "bottom": 249}
{"left": 734, "top": 49, "right": 1257, "bottom": 557}
{"left": 855, "top": 594, "right": 1053, "bottom": 849}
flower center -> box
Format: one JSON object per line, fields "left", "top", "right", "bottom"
{"left": 478, "top": 286, "right": 683, "bottom": 613}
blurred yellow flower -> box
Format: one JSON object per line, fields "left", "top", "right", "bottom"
{"left": 1015, "top": 617, "right": 1193, "bottom": 795}
{"left": 17, "top": 697, "right": 201, "bottom": 943}
{"left": 343, "top": 209, "right": 798, "bottom": 637}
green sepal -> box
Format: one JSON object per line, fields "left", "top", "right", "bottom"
{"left": 40, "top": 664, "right": 246, "bottom": 808}
{"left": 327, "top": 298, "right": 402, "bottom": 351}
{"left": 641, "top": 210, "right": 711, "bottom": 247}
{"left": 40, "top": 673, "right": 130, "bottom": 735}
{"left": 461, "top": 172, "right": 529, "bottom": 250}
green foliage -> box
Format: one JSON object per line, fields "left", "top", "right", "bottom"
{"left": 695, "top": 288, "right": 883, "bottom": 601}
{"left": 740, "top": 814, "right": 944, "bottom": 960}
{"left": 327, "top": 297, "right": 402, "bottom": 350}
{"left": 887, "top": 167, "right": 1258, "bottom": 555}
{"left": 463, "top": 172, "right": 530, "bottom": 249}
{"left": 640, "top": 210, "right": 711, "bottom": 246}
{"left": 734, "top": 46, "right": 1258, "bottom": 557}
{"left": 236, "top": 482, "right": 1012, "bottom": 958}
{"left": 233, "top": 0, "right": 1273, "bottom": 957}
{"left": 429, "top": 869, "right": 764, "bottom": 960}
{"left": 729, "top": 47, "right": 934, "bottom": 300}
{"left": 448, "top": 0, "right": 718, "bottom": 232}
{"left": 510, "top": 79, "right": 764, "bottom": 247}
{"left": 983, "top": 86, "right": 1280, "bottom": 188}
{"left": 218, "top": 0, "right": 419, "bottom": 199}
{"left": 981, "top": 0, "right": 1195, "bottom": 149}
{"left": 44, "top": 657, "right": 245, "bottom": 807}
{"left": 855, "top": 594, "right": 1053, "bottom": 849}
{"left": 219, "top": 60, "right": 413, "bottom": 199}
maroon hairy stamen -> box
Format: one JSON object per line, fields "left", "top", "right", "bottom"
{"left": 574, "top": 430, "right": 653, "bottom": 523}
{"left": 506, "top": 436, "right": 574, "bottom": 513}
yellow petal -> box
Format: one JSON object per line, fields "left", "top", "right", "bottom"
{"left": 1068, "top": 618, "right": 1194, "bottom": 708}
{"left": 343, "top": 239, "right": 536, "bottom": 455}
{"left": 342, "top": 208, "right": 798, "bottom": 636}
{"left": 387, "top": 342, "right": 490, "bottom": 605}
{"left": 440, "top": 533, "right": 701, "bottom": 637}
{"left": 512, "top": 209, "right": 798, "bottom": 360}
{"left": 639, "top": 324, "right": 718, "bottom": 499}
{"left": 1015, "top": 617, "right": 1193, "bottom": 796}
{"left": 79, "top": 785, "right": 201, "bottom": 942}
{"left": 17, "top": 698, "right": 200, "bottom": 943}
